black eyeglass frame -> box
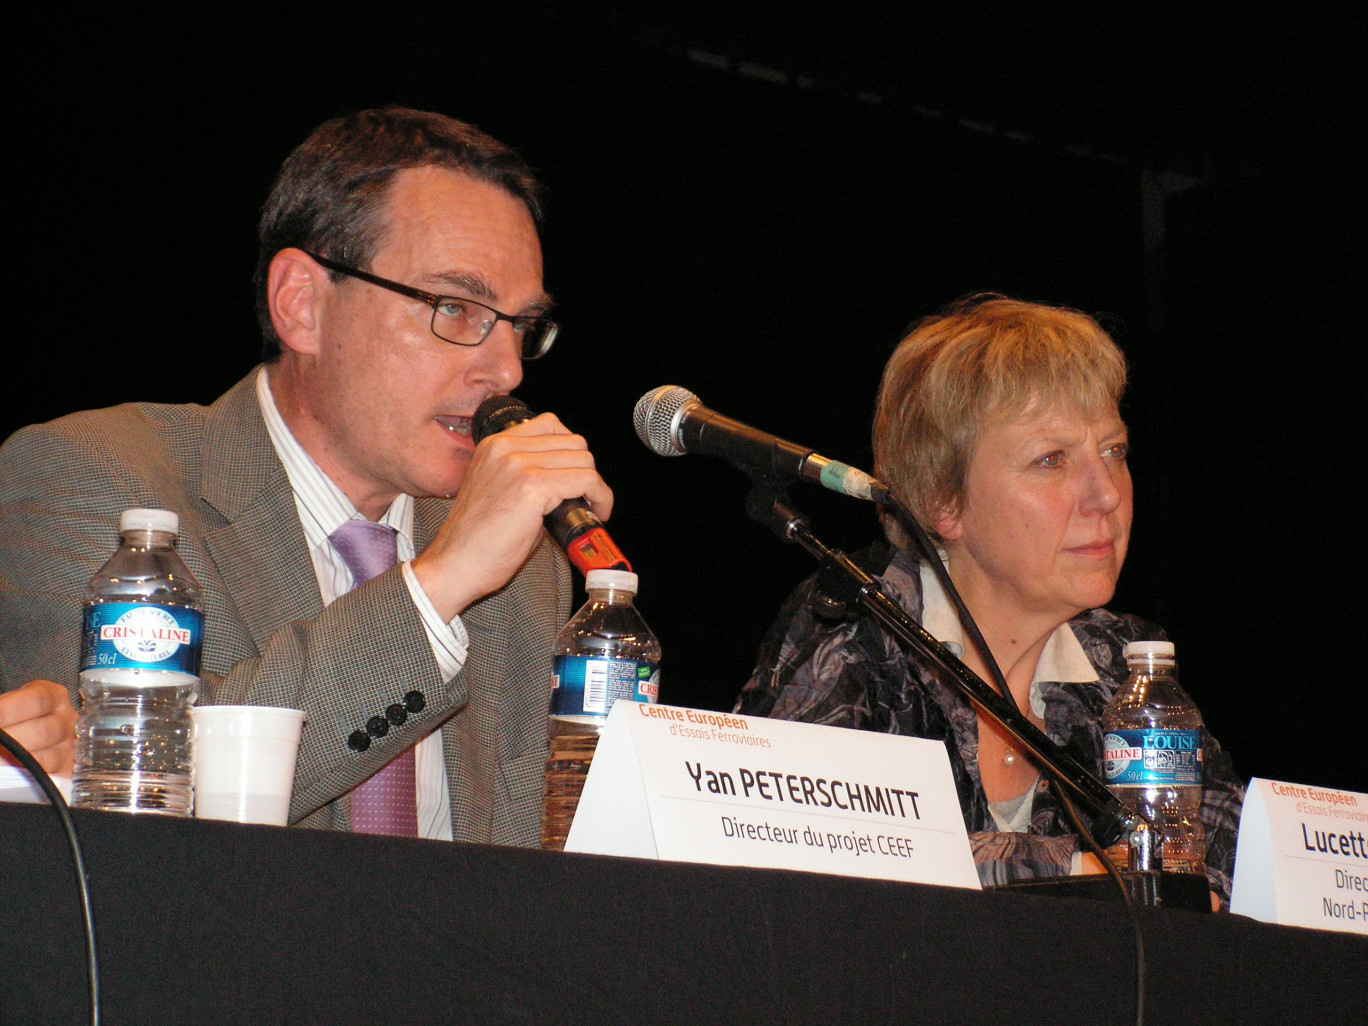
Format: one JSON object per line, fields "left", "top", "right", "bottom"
{"left": 304, "top": 251, "right": 558, "bottom": 359}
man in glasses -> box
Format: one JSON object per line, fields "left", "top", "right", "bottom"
{"left": 0, "top": 107, "right": 610, "bottom": 844}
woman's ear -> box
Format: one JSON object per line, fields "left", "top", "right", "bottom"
{"left": 930, "top": 501, "right": 964, "bottom": 542}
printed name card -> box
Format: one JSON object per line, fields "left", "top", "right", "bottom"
{"left": 1230, "top": 778, "right": 1368, "bottom": 935}
{"left": 565, "top": 702, "right": 980, "bottom": 889}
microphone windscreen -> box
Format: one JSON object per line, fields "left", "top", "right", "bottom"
{"left": 633, "top": 385, "right": 697, "bottom": 457}
{"left": 473, "top": 395, "right": 534, "bottom": 442}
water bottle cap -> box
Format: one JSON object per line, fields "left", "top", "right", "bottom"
{"left": 1123, "top": 640, "right": 1175, "bottom": 660}
{"left": 120, "top": 508, "right": 180, "bottom": 535}
{"left": 585, "top": 569, "right": 639, "bottom": 594}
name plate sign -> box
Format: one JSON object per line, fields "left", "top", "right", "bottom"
{"left": 1230, "top": 778, "right": 1368, "bottom": 935}
{"left": 565, "top": 702, "right": 979, "bottom": 889}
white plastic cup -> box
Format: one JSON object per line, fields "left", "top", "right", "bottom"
{"left": 192, "top": 705, "right": 306, "bottom": 826}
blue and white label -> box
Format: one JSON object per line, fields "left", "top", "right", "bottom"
{"left": 82, "top": 602, "right": 203, "bottom": 675}
{"left": 1103, "top": 729, "right": 1203, "bottom": 786}
{"left": 550, "top": 654, "right": 659, "bottom": 717}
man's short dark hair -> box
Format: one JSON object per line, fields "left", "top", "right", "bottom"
{"left": 254, "top": 106, "right": 545, "bottom": 361}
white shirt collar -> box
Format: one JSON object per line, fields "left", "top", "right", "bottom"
{"left": 917, "top": 558, "right": 1097, "bottom": 717}
{"left": 255, "top": 367, "right": 415, "bottom": 547}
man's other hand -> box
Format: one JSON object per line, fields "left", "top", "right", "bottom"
{"left": 0, "top": 680, "right": 77, "bottom": 776}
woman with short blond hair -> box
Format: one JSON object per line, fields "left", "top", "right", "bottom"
{"left": 737, "top": 294, "right": 1244, "bottom": 903}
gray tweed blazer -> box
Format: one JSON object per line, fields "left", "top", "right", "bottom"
{"left": 0, "top": 368, "right": 570, "bottom": 845}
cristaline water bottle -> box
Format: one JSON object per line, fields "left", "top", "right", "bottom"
{"left": 71, "top": 508, "right": 203, "bottom": 816}
{"left": 1101, "top": 640, "right": 1206, "bottom": 873}
{"left": 541, "top": 569, "right": 660, "bottom": 850}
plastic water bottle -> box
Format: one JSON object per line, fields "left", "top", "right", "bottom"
{"left": 1101, "top": 640, "right": 1206, "bottom": 873}
{"left": 541, "top": 569, "right": 660, "bottom": 850}
{"left": 71, "top": 508, "right": 203, "bottom": 816}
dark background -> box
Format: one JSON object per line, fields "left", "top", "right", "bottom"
{"left": 11, "top": 5, "right": 1361, "bottom": 791}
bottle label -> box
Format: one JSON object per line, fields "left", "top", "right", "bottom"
{"left": 82, "top": 602, "right": 203, "bottom": 675}
{"left": 550, "top": 654, "right": 659, "bottom": 717}
{"left": 1103, "top": 729, "right": 1203, "bottom": 786}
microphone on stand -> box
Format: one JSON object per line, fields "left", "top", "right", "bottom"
{"left": 472, "top": 395, "right": 631, "bottom": 575}
{"left": 632, "top": 385, "right": 890, "bottom": 502}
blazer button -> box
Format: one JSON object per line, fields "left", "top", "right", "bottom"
{"left": 348, "top": 730, "right": 371, "bottom": 752}
{"left": 404, "top": 690, "right": 426, "bottom": 714}
{"left": 386, "top": 703, "right": 408, "bottom": 727}
{"left": 366, "top": 715, "right": 390, "bottom": 738}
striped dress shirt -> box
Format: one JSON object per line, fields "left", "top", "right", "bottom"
{"left": 255, "top": 368, "right": 464, "bottom": 840}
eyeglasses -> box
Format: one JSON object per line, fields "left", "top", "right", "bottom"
{"left": 305, "top": 251, "right": 558, "bottom": 359}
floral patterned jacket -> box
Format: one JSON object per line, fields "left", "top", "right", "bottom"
{"left": 735, "top": 544, "right": 1245, "bottom": 904}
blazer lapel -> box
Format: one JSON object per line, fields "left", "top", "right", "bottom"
{"left": 199, "top": 370, "right": 323, "bottom": 654}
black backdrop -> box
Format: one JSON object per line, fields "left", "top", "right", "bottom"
{"left": 10, "top": 6, "right": 1361, "bottom": 791}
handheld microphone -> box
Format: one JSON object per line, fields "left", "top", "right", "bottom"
{"left": 632, "top": 385, "right": 890, "bottom": 502}
{"left": 472, "top": 395, "right": 631, "bottom": 575}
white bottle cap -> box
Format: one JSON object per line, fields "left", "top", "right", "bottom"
{"left": 120, "top": 508, "right": 180, "bottom": 535}
{"left": 585, "top": 569, "right": 639, "bottom": 595}
{"left": 1123, "top": 640, "right": 1175, "bottom": 660}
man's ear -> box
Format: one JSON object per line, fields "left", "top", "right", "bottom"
{"left": 266, "top": 248, "right": 326, "bottom": 356}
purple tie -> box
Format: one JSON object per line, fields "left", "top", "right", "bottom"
{"left": 330, "top": 519, "right": 418, "bottom": 837}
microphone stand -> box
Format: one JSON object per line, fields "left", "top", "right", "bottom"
{"left": 744, "top": 474, "right": 1172, "bottom": 907}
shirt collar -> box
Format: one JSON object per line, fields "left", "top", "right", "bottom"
{"left": 917, "top": 557, "right": 1097, "bottom": 715}
{"left": 255, "top": 367, "right": 415, "bottom": 547}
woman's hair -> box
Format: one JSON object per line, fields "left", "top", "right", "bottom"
{"left": 874, "top": 294, "right": 1127, "bottom": 545}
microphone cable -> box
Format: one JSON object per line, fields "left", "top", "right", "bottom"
{"left": 0, "top": 727, "right": 100, "bottom": 1026}
{"left": 883, "top": 495, "right": 1149, "bottom": 1026}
